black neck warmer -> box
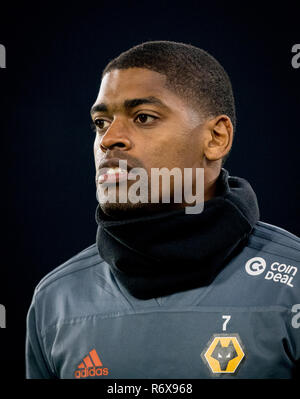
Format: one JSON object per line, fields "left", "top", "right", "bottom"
{"left": 95, "top": 168, "right": 260, "bottom": 299}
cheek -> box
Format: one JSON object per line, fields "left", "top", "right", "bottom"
{"left": 93, "top": 136, "right": 102, "bottom": 166}
{"left": 141, "top": 145, "right": 187, "bottom": 171}
{"left": 147, "top": 133, "right": 195, "bottom": 169}
{"left": 168, "top": 130, "right": 204, "bottom": 168}
{"left": 136, "top": 137, "right": 178, "bottom": 170}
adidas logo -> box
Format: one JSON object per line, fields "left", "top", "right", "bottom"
{"left": 74, "top": 349, "right": 109, "bottom": 378}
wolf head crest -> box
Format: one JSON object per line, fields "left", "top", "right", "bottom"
{"left": 211, "top": 339, "right": 238, "bottom": 371}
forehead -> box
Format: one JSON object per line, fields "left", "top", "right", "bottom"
{"left": 92, "top": 68, "right": 201, "bottom": 123}
{"left": 98, "top": 68, "right": 167, "bottom": 101}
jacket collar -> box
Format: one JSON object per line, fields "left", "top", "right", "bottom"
{"left": 95, "top": 168, "right": 260, "bottom": 299}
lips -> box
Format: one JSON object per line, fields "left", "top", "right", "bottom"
{"left": 98, "top": 167, "right": 129, "bottom": 184}
{"left": 97, "top": 158, "right": 134, "bottom": 184}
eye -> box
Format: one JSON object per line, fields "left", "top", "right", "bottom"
{"left": 91, "top": 119, "right": 110, "bottom": 132}
{"left": 135, "top": 113, "right": 158, "bottom": 124}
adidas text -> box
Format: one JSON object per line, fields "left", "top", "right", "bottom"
{"left": 75, "top": 367, "right": 109, "bottom": 378}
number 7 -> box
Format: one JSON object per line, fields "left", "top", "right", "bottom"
{"left": 222, "top": 315, "right": 231, "bottom": 331}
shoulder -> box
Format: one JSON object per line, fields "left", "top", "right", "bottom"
{"left": 34, "top": 244, "right": 105, "bottom": 295}
{"left": 248, "top": 221, "right": 300, "bottom": 261}
{"left": 238, "top": 221, "right": 300, "bottom": 305}
{"left": 29, "top": 244, "right": 123, "bottom": 332}
{"left": 207, "top": 221, "right": 300, "bottom": 308}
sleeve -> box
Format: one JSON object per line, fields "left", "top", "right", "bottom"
{"left": 25, "top": 293, "right": 57, "bottom": 379}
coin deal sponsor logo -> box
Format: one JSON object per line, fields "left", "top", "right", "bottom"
{"left": 245, "top": 257, "right": 297, "bottom": 287}
{"left": 201, "top": 334, "right": 245, "bottom": 375}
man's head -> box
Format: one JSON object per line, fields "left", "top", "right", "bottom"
{"left": 91, "top": 41, "right": 235, "bottom": 218}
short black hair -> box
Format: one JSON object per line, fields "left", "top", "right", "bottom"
{"left": 102, "top": 40, "right": 236, "bottom": 165}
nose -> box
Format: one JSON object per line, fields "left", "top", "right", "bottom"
{"left": 100, "top": 119, "right": 132, "bottom": 152}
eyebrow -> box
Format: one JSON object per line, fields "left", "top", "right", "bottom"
{"left": 90, "top": 96, "right": 167, "bottom": 116}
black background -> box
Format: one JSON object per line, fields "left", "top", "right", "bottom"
{"left": 0, "top": 0, "right": 299, "bottom": 386}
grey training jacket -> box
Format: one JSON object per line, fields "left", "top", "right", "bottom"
{"left": 26, "top": 221, "right": 300, "bottom": 379}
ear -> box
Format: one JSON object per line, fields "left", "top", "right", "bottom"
{"left": 203, "top": 115, "right": 233, "bottom": 162}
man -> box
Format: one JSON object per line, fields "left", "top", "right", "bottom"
{"left": 26, "top": 41, "right": 300, "bottom": 379}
